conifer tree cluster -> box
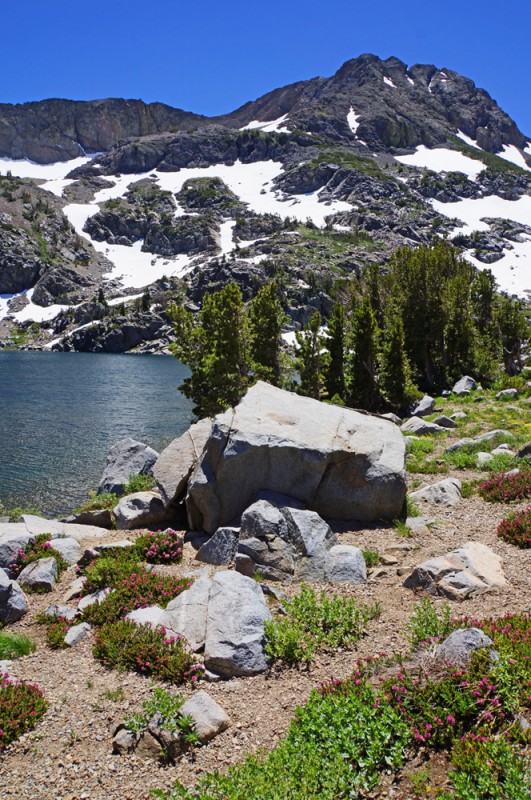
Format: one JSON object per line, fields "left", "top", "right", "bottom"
{"left": 170, "top": 243, "right": 528, "bottom": 418}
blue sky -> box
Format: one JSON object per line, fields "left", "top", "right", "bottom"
{"left": 4, "top": 1, "right": 531, "bottom": 135}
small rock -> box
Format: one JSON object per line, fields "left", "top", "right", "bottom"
{"left": 412, "top": 395, "right": 436, "bottom": 417}
{"left": 436, "top": 627, "right": 497, "bottom": 665}
{"left": 63, "top": 576, "right": 86, "bottom": 602}
{"left": 48, "top": 536, "right": 82, "bottom": 565}
{"left": 112, "top": 727, "right": 138, "bottom": 755}
{"left": 324, "top": 545, "right": 366, "bottom": 584}
{"left": 450, "top": 411, "right": 468, "bottom": 421}
{"left": 476, "top": 452, "right": 493, "bottom": 466}
{"left": 432, "top": 416, "right": 456, "bottom": 429}
{"left": 495, "top": 388, "right": 518, "bottom": 400}
{"left": 516, "top": 441, "right": 531, "bottom": 459}
{"left": 380, "top": 412, "right": 401, "bottom": 425}
{"left": 18, "top": 557, "right": 57, "bottom": 592}
{"left": 452, "top": 376, "right": 477, "bottom": 394}
{"left": 0, "top": 568, "right": 28, "bottom": 623}
{"left": 409, "top": 478, "right": 462, "bottom": 507}
{"left": 64, "top": 622, "right": 92, "bottom": 647}
{"left": 113, "top": 492, "right": 166, "bottom": 530}
{"left": 78, "top": 588, "right": 111, "bottom": 611}
{"left": 179, "top": 690, "right": 230, "bottom": 743}
{"left": 125, "top": 606, "right": 163, "bottom": 627}
{"left": 195, "top": 527, "right": 240, "bottom": 566}
{"left": 401, "top": 417, "right": 445, "bottom": 436}
{"left": 44, "top": 604, "right": 78, "bottom": 622}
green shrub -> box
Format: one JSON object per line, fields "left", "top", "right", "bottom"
{"left": 362, "top": 549, "right": 380, "bottom": 568}
{"left": 440, "top": 735, "right": 531, "bottom": 800}
{"left": 81, "top": 548, "right": 142, "bottom": 592}
{"left": 0, "top": 503, "right": 41, "bottom": 522}
{"left": 125, "top": 686, "right": 199, "bottom": 747}
{"left": 93, "top": 620, "right": 203, "bottom": 684}
{"left": 124, "top": 473, "right": 156, "bottom": 494}
{"left": 0, "top": 632, "right": 36, "bottom": 659}
{"left": 10, "top": 534, "right": 69, "bottom": 581}
{"left": 264, "top": 585, "right": 381, "bottom": 665}
{"left": 74, "top": 491, "right": 118, "bottom": 514}
{"left": 406, "top": 598, "right": 454, "bottom": 649}
{"left": 497, "top": 506, "right": 531, "bottom": 548}
{"left": 0, "top": 674, "right": 47, "bottom": 750}
{"left": 82, "top": 571, "right": 191, "bottom": 626}
{"left": 134, "top": 529, "right": 184, "bottom": 564}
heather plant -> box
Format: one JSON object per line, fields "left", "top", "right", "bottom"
{"left": 478, "top": 466, "right": 531, "bottom": 503}
{"left": 81, "top": 548, "right": 143, "bottom": 593}
{"left": 496, "top": 506, "right": 531, "bottom": 548}
{"left": 0, "top": 673, "right": 47, "bottom": 750}
{"left": 406, "top": 598, "right": 455, "bottom": 649}
{"left": 264, "top": 584, "right": 381, "bottom": 665}
{"left": 134, "top": 529, "right": 184, "bottom": 564}
{"left": 93, "top": 620, "right": 203, "bottom": 684}
{"left": 0, "top": 632, "right": 36, "bottom": 659}
{"left": 10, "top": 534, "right": 69, "bottom": 580}
{"left": 82, "top": 572, "right": 191, "bottom": 626}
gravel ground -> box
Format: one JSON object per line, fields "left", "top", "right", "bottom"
{"left": 1, "top": 470, "right": 530, "bottom": 799}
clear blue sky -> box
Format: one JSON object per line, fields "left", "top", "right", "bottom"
{"left": 3, "top": 1, "right": 531, "bottom": 136}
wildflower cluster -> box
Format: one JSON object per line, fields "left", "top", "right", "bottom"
{"left": 93, "top": 620, "right": 204, "bottom": 684}
{"left": 82, "top": 571, "right": 191, "bottom": 626}
{"left": 10, "top": 534, "right": 69, "bottom": 580}
{"left": 478, "top": 466, "right": 531, "bottom": 503}
{"left": 0, "top": 673, "right": 47, "bottom": 750}
{"left": 134, "top": 529, "right": 184, "bottom": 564}
{"left": 37, "top": 614, "right": 72, "bottom": 649}
{"left": 497, "top": 506, "right": 531, "bottom": 548}
{"left": 80, "top": 548, "right": 143, "bottom": 592}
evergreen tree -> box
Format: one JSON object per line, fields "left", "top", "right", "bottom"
{"left": 249, "top": 281, "right": 287, "bottom": 385}
{"left": 324, "top": 303, "right": 347, "bottom": 401}
{"left": 347, "top": 294, "right": 379, "bottom": 410}
{"left": 379, "top": 308, "right": 419, "bottom": 412}
{"left": 169, "top": 282, "right": 252, "bottom": 417}
{"left": 295, "top": 310, "right": 327, "bottom": 399}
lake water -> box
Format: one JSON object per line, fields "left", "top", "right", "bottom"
{"left": 0, "top": 351, "right": 194, "bottom": 517}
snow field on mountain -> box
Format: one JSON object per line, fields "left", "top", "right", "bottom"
{"left": 395, "top": 146, "right": 485, "bottom": 179}
{"left": 0, "top": 156, "right": 95, "bottom": 198}
{"left": 497, "top": 144, "right": 531, "bottom": 172}
{"left": 456, "top": 130, "right": 482, "bottom": 149}
{"left": 347, "top": 108, "right": 361, "bottom": 134}
{"left": 240, "top": 115, "right": 290, "bottom": 133}
{"left": 383, "top": 76, "right": 397, "bottom": 88}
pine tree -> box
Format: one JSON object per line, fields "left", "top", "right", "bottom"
{"left": 379, "top": 308, "right": 419, "bottom": 412}
{"left": 249, "top": 281, "right": 287, "bottom": 385}
{"left": 347, "top": 294, "right": 379, "bottom": 410}
{"left": 324, "top": 303, "right": 346, "bottom": 402}
{"left": 169, "top": 282, "right": 252, "bottom": 417}
{"left": 295, "top": 310, "right": 327, "bottom": 399}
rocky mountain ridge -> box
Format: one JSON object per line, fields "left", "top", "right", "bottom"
{"left": 0, "top": 54, "right": 530, "bottom": 351}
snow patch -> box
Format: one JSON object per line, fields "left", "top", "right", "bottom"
{"left": 395, "top": 146, "right": 484, "bottom": 179}
{"left": 525, "top": 142, "right": 531, "bottom": 157}
{"left": 497, "top": 144, "right": 531, "bottom": 172}
{"left": 347, "top": 108, "right": 361, "bottom": 134}
{"left": 240, "top": 114, "right": 290, "bottom": 133}
{"left": 456, "top": 131, "right": 482, "bottom": 150}
{"left": 463, "top": 238, "right": 531, "bottom": 299}
{"left": 218, "top": 220, "right": 236, "bottom": 255}
{"left": 383, "top": 76, "right": 397, "bottom": 88}
{"left": 0, "top": 155, "right": 93, "bottom": 182}
{"left": 407, "top": 76, "right": 415, "bottom": 86}
{"left": 5, "top": 288, "right": 71, "bottom": 323}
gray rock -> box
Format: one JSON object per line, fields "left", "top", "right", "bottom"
{"left": 44, "top": 604, "right": 78, "bottom": 622}
{"left": 453, "top": 376, "right": 477, "bottom": 394}
{"left": 18, "top": 557, "right": 58, "bottom": 592}
{"left": 495, "top": 388, "right": 518, "bottom": 399}
{"left": 153, "top": 419, "right": 212, "bottom": 507}
{"left": 401, "top": 417, "right": 445, "bottom": 435}
{"left": 404, "top": 541, "right": 506, "bottom": 600}
{"left": 0, "top": 529, "right": 34, "bottom": 574}
{"left": 113, "top": 491, "right": 166, "bottom": 530}
{"left": 412, "top": 395, "right": 436, "bottom": 417}
{"left": 324, "top": 545, "right": 367, "bottom": 584}
{"left": 19, "top": 515, "right": 109, "bottom": 542}
{"left": 195, "top": 527, "right": 240, "bottom": 566}
{"left": 254, "top": 490, "right": 306, "bottom": 510}
{"left": 476, "top": 452, "right": 494, "bottom": 466}
{"left": 125, "top": 606, "right": 164, "bottom": 627}
{"left": 204, "top": 571, "right": 271, "bottom": 677}
{"left": 282, "top": 507, "right": 337, "bottom": 580}
{"left": 64, "top": 622, "right": 92, "bottom": 647}
{"left": 450, "top": 411, "right": 468, "bottom": 421}
{"left": 186, "top": 382, "right": 406, "bottom": 533}
{"left": 491, "top": 447, "right": 515, "bottom": 457}
{"left": 474, "top": 429, "right": 513, "bottom": 443}
{"left": 63, "top": 576, "right": 86, "bottom": 602}
{"left": 179, "top": 690, "right": 230, "bottom": 743}
{"left": 237, "top": 535, "right": 295, "bottom": 582}
{"left": 48, "top": 536, "right": 82, "bottom": 565}
{"left": 436, "top": 627, "right": 496, "bottom": 665}
{"left": 432, "top": 416, "right": 456, "bottom": 429}
{"left": 159, "top": 574, "right": 211, "bottom": 652}
{"left": 112, "top": 727, "right": 138, "bottom": 755}
{"left": 409, "top": 478, "right": 462, "bottom": 507}
{"left": 405, "top": 516, "right": 431, "bottom": 535}
{"left": 0, "top": 568, "right": 28, "bottom": 623}
{"left": 64, "top": 508, "right": 114, "bottom": 529}
{"left": 445, "top": 438, "right": 475, "bottom": 453}
{"left": 380, "top": 412, "right": 402, "bottom": 425}
{"left": 517, "top": 442, "right": 531, "bottom": 458}
{"left": 78, "top": 588, "right": 111, "bottom": 611}
{"left": 98, "top": 437, "right": 159, "bottom": 496}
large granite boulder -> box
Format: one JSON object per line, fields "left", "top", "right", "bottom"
{"left": 204, "top": 571, "right": 271, "bottom": 677}
{"left": 153, "top": 420, "right": 212, "bottom": 506}
{"left": 98, "top": 437, "right": 159, "bottom": 496}
{"left": 403, "top": 541, "right": 506, "bottom": 600}
{"left": 113, "top": 492, "right": 167, "bottom": 530}
{"left": 18, "top": 557, "right": 58, "bottom": 592}
{"left": 0, "top": 568, "right": 28, "bottom": 623}
{"left": 186, "top": 382, "right": 406, "bottom": 533}
{"left": 159, "top": 574, "right": 211, "bottom": 652}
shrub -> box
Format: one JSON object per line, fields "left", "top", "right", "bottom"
{"left": 0, "top": 632, "right": 36, "bottom": 659}
{"left": 81, "top": 548, "right": 142, "bottom": 593}
{"left": 264, "top": 584, "right": 381, "bottom": 665}
{"left": 134, "top": 529, "right": 184, "bottom": 564}
{"left": 124, "top": 473, "right": 156, "bottom": 494}
{"left": 93, "top": 620, "right": 203, "bottom": 684}
{"left": 407, "top": 598, "right": 455, "bottom": 649}
{"left": 0, "top": 504, "right": 41, "bottom": 522}
{"left": 125, "top": 686, "right": 199, "bottom": 746}
{"left": 82, "top": 571, "right": 191, "bottom": 626}
{"left": 362, "top": 549, "right": 380, "bottom": 568}
{"left": 10, "top": 534, "right": 69, "bottom": 580}
{"left": 496, "top": 506, "right": 531, "bottom": 548}
{"left": 0, "top": 673, "right": 47, "bottom": 750}
{"left": 440, "top": 735, "right": 531, "bottom": 800}
{"left": 74, "top": 491, "right": 118, "bottom": 514}
{"left": 478, "top": 467, "right": 531, "bottom": 503}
